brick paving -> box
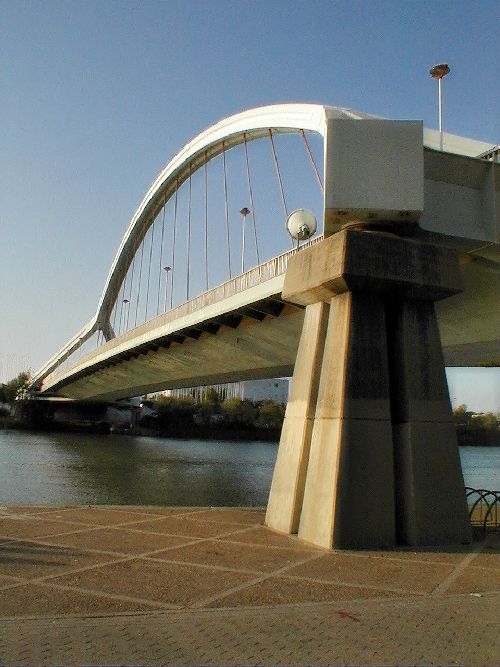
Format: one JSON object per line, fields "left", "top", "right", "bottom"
{"left": 0, "top": 504, "right": 499, "bottom": 665}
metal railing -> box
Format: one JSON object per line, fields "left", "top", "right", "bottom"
{"left": 169, "top": 234, "right": 323, "bottom": 322}
{"left": 466, "top": 487, "right": 500, "bottom": 531}
{"left": 477, "top": 145, "right": 500, "bottom": 162}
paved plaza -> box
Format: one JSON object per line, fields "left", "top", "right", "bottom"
{"left": 1, "top": 504, "right": 499, "bottom": 665}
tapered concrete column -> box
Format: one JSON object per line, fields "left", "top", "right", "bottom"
{"left": 386, "top": 300, "right": 472, "bottom": 546}
{"left": 269, "top": 228, "right": 471, "bottom": 550}
{"left": 298, "top": 291, "right": 396, "bottom": 549}
{"left": 265, "top": 301, "right": 329, "bottom": 534}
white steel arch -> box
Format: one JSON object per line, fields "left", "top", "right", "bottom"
{"left": 32, "top": 104, "right": 373, "bottom": 386}
{"left": 96, "top": 104, "right": 372, "bottom": 333}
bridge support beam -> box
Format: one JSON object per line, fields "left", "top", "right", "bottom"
{"left": 266, "top": 228, "right": 472, "bottom": 549}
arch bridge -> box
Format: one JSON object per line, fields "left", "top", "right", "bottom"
{"left": 31, "top": 103, "right": 500, "bottom": 551}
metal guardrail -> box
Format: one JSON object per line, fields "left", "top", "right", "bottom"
{"left": 466, "top": 487, "right": 500, "bottom": 531}
{"left": 477, "top": 145, "right": 500, "bottom": 162}
{"left": 168, "top": 234, "right": 324, "bottom": 323}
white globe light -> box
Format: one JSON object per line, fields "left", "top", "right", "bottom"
{"left": 286, "top": 209, "right": 317, "bottom": 240}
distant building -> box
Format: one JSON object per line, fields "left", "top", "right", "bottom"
{"left": 237, "top": 379, "right": 289, "bottom": 404}
{"left": 166, "top": 378, "right": 289, "bottom": 405}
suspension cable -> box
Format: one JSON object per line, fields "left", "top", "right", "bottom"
{"left": 134, "top": 234, "right": 145, "bottom": 328}
{"left": 126, "top": 251, "right": 135, "bottom": 330}
{"left": 170, "top": 178, "right": 178, "bottom": 310}
{"left": 118, "top": 290, "right": 125, "bottom": 336}
{"left": 111, "top": 283, "right": 120, "bottom": 335}
{"left": 156, "top": 192, "right": 166, "bottom": 316}
{"left": 186, "top": 163, "right": 192, "bottom": 301}
{"left": 243, "top": 133, "right": 260, "bottom": 266}
{"left": 144, "top": 216, "right": 155, "bottom": 322}
{"left": 268, "top": 129, "right": 288, "bottom": 219}
{"left": 114, "top": 272, "right": 126, "bottom": 336}
{"left": 119, "top": 268, "right": 130, "bottom": 335}
{"left": 301, "top": 129, "right": 324, "bottom": 193}
{"left": 204, "top": 151, "right": 209, "bottom": 291}
{"left": 222, "top": 140, "right": 232, "bottom": 279}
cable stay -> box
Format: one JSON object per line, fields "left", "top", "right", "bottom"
{"left": 156, "top": 192, "right": 167, "bottom": 317}
{"left": 243, "top": 133, "right": 260, "bottom": 267}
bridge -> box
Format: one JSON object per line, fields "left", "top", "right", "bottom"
{"left": 31, "top": 103, "right": 500, "bottom": 551}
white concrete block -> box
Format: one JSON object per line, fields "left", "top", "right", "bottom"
{"left": 324, "top": 119, "right": 424, "bottom": 232}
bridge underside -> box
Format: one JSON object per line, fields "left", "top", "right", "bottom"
{"left": 43, "top": 301, "right": 304, "bottom": 401}
{"left": 436, "top": 254, "right": 500, "bottom": 366}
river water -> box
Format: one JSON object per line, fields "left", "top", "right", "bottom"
{"left": 0, "top": 430, "right": 499, "bottom": 506}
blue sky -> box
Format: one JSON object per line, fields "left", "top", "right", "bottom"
{"left": 1, "top": 0, "right": 500, "bottom": 411}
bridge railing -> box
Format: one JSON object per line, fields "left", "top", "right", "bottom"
{"left": 138, "top": 234, "right": 324, "bottom": 327}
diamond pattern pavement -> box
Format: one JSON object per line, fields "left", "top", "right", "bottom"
{"left": 1, "top": 504, "right": 499, "bottom": 665}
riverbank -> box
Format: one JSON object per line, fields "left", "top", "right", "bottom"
{"left": 4, "top": 415, "right": 500, "bottom": 447}
{"left": 0, "top": 416, "right": 281, "bottom": 441}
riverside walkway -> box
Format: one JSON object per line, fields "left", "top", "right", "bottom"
{"left": 1, "top": 504, "right": 499, "bottom": 665}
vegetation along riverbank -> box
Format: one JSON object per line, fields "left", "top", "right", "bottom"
{"left": 1, "top": 374, "right": 283, "bottom": 441}
{"left": 2, "top": 372, "right": 500, "bottom": 445}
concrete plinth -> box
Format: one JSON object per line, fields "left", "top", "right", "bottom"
{"left": 266, "top": 228, "right": 472, "bottom": 549}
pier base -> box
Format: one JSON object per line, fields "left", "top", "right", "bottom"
{"left": 265, "top": 228, "right": 472, "bottom": 549}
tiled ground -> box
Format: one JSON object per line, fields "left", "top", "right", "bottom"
{"left": 1, "top": 504, "right": 499, "bottom": 665}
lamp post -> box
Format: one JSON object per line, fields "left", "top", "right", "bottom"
{"left": 121, "top": 299, "right": 129, "bottom": 335}
{"left": 430, "top": 63, "right": 450, "bottom": 151}
{"left": 163, "top": 266, "right": 171, "bottom": 311}
{"left": 240, "top": 207, "right": 250, "bottom": 273}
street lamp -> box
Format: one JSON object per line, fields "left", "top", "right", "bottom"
{"left": 430, "top": 63, "right": 450, "bottom": 150}
{"left": 163, "top": 266, "right": 171, "bottom": 311}
{"left": 121, "top": 299, "right": 129, "bottom": 335}
{"left": 240, "top": 207, "right": 250, "bottom": 273}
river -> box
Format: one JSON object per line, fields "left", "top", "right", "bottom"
{"left": 0, "top": 430, "right": 499, "bottom": 506}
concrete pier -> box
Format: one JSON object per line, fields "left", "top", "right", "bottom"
{"left": 266, "top": 228, "right": 472, "bottom": 549}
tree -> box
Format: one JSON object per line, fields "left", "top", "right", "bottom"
{"left": 221, "top": 398, "right": 257, "bottom": 427}
{"left": 257, "top": 400, "right": 285, "bottom": 430}
{"left": 203, "top": 387, "right": 221, "bottom": 405}
{"left": 0, "top": 371, "right": 31, "bottom": 405}
{"left": 472, "top": 411, "right": 500, "bottom": 432}
{"left": 453, "top": 404, "right": 475, "bottom": 428}
{"left": 153, "top": 395, "right": 197, "bottom": 429}
{"left": 453, "top": 404, "right": 500, "bottom": 446}
{"left": 197, "top": 388, "right": 221, "bottom": 426}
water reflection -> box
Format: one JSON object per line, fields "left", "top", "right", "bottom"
{"left": 0, "top": 431, "right": 278, "bottom": 506}
{"left": 1, "top": 431, "right": 498, "bottom": 507}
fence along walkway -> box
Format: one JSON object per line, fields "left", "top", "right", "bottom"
{"left": 467, "top": 487, "right": 500, "bottom": 531}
